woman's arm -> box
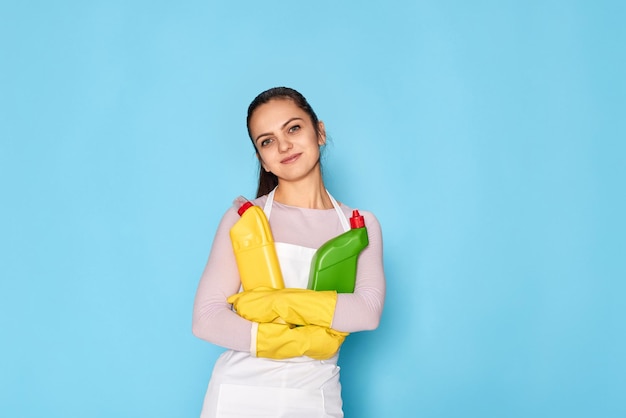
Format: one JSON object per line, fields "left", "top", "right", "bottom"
{"left": 331, "top": 211, "right": 386, "bottom": 332}
{"left": 192, "top": 208, "right": 253, "bottom": 352}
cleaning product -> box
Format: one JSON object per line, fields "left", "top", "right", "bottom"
{"left": 307, "top": 210, "right": 368, "bottom": 293}
{"left": 229, "top": 196, "right": 284, "bottom": 290}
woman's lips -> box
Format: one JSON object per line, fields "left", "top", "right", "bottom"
{"left": 281, "top": 153, "right": 302, "bottom": 164}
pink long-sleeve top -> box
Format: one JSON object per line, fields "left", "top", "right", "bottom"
{"left": 192, "top": 194, "right": 386, "bottom": 352}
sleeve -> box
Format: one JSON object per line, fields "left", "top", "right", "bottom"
{"left": 192, "top": 208, "right": 253, "bottom": 352}
{"left": 331, "top": 211, "right": 386, "bottom": 332}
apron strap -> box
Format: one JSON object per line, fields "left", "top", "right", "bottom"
{"left": 263, "top": 188, "right": 276, "bottom": 218}
{"left": 264, "top": 187, "right": 350, "bottom": 232}
{"left": 328, "top": 192, "right": 350, "bottom": 232}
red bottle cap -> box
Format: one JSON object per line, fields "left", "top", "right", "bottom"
{"left": 237, "top": 201, "right": 254, "bottom": 216}
{"left": 350, "top": 209, "right": 365, "bottom": 229}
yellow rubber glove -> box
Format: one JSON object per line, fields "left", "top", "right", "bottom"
{"left": 228, "top": 287, "right": 337, "bottom": 327}
{"left": 255, "top": 322, "right": 348, "bottom": 360}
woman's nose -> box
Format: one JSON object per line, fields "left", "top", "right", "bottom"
{"left": 277, "top": 137, "right": 292, "bottom": 152}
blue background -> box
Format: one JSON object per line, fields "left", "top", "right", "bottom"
{"left": 1, "top": 1, "right": 625, "bottom": 417}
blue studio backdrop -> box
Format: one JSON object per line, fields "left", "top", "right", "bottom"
{"left": 1, "top": 1, "right": 624, "bottom": 417}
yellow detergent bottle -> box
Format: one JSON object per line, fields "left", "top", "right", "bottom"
{"left": 307, "top": 210, "right": 369, "bottom": 293}
{"left": 229, "top": 196, "right": 285, "bottom": 290}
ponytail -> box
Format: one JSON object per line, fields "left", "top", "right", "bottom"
{"left": 256, "top": 169, "right": 278, "bottom": 198}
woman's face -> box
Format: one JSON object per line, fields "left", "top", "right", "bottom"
{"left": 248, "top": 98, "right": 325, "bottom": 183}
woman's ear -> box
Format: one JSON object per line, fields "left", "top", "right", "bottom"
{"left": 318, "top": 121, "right": 326, "bottom": 146}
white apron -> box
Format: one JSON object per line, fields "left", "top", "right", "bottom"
{"left": 200, "top": 189, "right": 350, "bottom": 418}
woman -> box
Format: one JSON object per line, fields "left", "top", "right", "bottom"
{"left": 192, "top": 87, "right": 386, "bottom": 417}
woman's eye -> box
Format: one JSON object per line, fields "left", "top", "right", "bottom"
{"left": 260, "top": 138, "right": 273, "bottom": 147}
{"left": 288, "top": 125, "right": 301, "bottom": 133}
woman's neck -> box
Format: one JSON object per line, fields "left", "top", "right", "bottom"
{"left": 273, "top": 179, "right": 332, "bottom": 209}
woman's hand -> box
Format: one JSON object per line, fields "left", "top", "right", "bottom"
{"left": 255, "top": 322, "right": 348, "bottom": 360}
{"left": 228, "top": 287, "right": 338, "bottom": 327}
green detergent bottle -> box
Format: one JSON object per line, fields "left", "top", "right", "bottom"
{"left": 307, "top": 210, "right": 369, "bottom": 293}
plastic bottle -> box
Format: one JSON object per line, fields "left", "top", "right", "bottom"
{"left": 229, "top": 196, "right": 285, "bottom": 290}
{"left": 307, "top": 210, "right": 369, "bottom": 293}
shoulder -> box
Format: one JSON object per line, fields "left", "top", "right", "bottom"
{"left": 220, "top": 195, "right": 269, "bottom": 225}
{"left": 338, "top": 203, "right": 382, "bottom": 230}
{"left": 251, "top": 194, "right": 269, "bottom": 207}
{"left": 337, "top": 203, "right": 384, "bottom": 250}
{"left": 216, "top": 205, "right": 239, "bottom": 230}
